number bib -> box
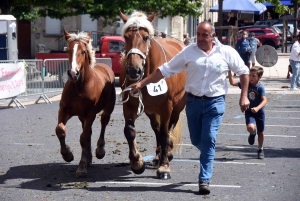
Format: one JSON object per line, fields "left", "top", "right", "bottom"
{"left": 146, "top": 79, "right": 168, "bottom": 96}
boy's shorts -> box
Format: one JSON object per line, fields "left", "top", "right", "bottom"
{"left": 245, "top": 111, "right": 265, "bottom": 132}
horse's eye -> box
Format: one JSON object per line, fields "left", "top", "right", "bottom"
{"left": 81, "top": 50, "right": 86, "bottom": 55}
{"left": 143, "top": 36, "right": 149, "bottom": 42}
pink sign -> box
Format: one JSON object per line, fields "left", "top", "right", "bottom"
{"left": 0, "top": 62, "right": 26, "bottom": 99}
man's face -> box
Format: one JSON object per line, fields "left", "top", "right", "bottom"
{"left": 196, "top": 23, "right": 215, "bottom": 51}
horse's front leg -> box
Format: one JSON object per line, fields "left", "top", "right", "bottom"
{"left": 76, "top": 115, "right": 95, "bottom": 177}
{"left": 124, "top": 117, "right": 145, "bottom": 175}
{"left": 55, "top": 108, "right": 73, "bottom": 162}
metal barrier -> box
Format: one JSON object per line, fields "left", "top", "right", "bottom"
{"left": 0, "top": 58, "right": 112, "bottom": 108}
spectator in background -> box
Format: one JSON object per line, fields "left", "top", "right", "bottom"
{"left": 289, "top": 33, "right": 300, "bottom": 91}
{"left": 249, "top": 32, "right": 262, "bottom": 67}
{"left": 236, "top": 31, "right": 251, "bottom": 69}
{"left": 227, "top": 12, "right": 238, "bottom": 26}
{"left": 183, "top": 33, "right": 192, "bottom": 46}
{"left": 287, "top": 35, "right": 298, "bottom": 78}
{"left": 161, "top": 32, "right": 167, "bottom": 38}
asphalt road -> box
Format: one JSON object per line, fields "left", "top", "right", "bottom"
{"left": 0, "top": 87, "right": 300, "bottom": 201}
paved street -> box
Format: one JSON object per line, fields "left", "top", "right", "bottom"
{"left": 1, "top": 66, "right": 300, "bottom": 200}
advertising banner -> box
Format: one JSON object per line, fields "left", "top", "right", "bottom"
{"left": 0, "top": 62, "right": 26, "bottom": 99}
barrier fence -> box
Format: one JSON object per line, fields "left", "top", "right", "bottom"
{"left": 0, "top": 58, "right": 112, "bottom": 108}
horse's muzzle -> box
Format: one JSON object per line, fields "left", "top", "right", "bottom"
{"left": 67, "top": 69, "right": 80, "bottom": 81}
{"left": 126, "top": 66, "right": 142, "bottom": 80}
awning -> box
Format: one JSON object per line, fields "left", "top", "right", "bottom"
{"left": 263, "top": 0, "right": 293, "bottom": 8}
{"left": 209, "top": 0, "right": 267, "bottom": 15}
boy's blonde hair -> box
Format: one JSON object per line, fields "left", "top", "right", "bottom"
{"left": 250, "top": 66, "right": 264, "bottom": 77}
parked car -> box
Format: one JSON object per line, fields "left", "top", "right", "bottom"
{"left": 254, "top": 19, "right": 278, "bottom": 26}
{"left": 273, "top": 23, "right": 300, "bottom": 42}
{"left": 238, "top": 27, "right": 281, "bottom": 49}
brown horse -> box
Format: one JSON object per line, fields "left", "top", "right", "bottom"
{"left": 55, "top": 30, "right": 116, "bottom": 177}
{"left": 119, "top": 11, "right": 186, "bottom": 179}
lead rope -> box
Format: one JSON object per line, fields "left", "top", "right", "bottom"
{"left": 118, "top": 73, "right": 144, "bottom": 116}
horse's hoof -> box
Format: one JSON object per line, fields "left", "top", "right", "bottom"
{"left": 168, "top": 155, "right": 173, "bottom": 162}
{"left": 131, "top": 161, "right": 145, "bottom": 175}
{"left": 61, "top": 152, "right": 74, "bottom": 162}
{"left": 152, "top": 159, "right": 159, "bottom": 167}
{"left": 156, "top": 172, "right": 171, "bottom": 180}
{"left": 76, "top": 169, "right": 87, "bottom": 178}
{"left": 95, "top": 148, "right": 105, "bottom": 159}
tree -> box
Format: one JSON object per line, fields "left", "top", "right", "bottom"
{"left": 255, "top": 0, "right": 299, "bottom": 15}
{"left": 1, "top": 0, "right": 203, "bottom": 21}
{"left": 255, "top": 0, "right": 299, "bottom": 35}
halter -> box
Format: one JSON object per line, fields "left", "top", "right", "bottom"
{"left": 119, "top": 24, "right": 168, "bottom": 116}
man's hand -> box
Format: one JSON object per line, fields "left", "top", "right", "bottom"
{"left": 131, "top": 82, "right": 143, "bottom": 94}
{"left": 240, "top": 96, "right": 250, "bottom": 112}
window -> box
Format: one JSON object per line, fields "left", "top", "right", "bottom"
{"left": 45, "top": 17, "right": 61, "bottom": 35}
{"left": 108, "top": 41, "right": 124, "bottom": 53}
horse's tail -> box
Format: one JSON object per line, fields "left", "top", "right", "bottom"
{"left": 169, "top": 114, "right": 183, "bottom": 155}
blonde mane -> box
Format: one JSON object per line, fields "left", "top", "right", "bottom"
{"left": 66, "top": 32, "right": 96, "bottom": 68}
{"left": 122, "top": 11, "right": 155, "bottom": 36}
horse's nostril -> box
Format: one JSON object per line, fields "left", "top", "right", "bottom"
{"left": 137, "top": 67, "right": 142, "bottom": 74}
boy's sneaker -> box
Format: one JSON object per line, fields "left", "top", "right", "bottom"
{"left": 290, "top": 88, "right": 300, "bottom": 91}
{"left": 199, "top": 182, "right": 210, "bottom": 195}
{"left": 248, "top": 129, "right": 256, "bottom": 145}
{"left": 257, "top": 149, "right": 264, "bottom": 159}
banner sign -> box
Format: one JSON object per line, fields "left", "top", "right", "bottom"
{"left": 0, "top": 62, "right": 26, "bottom": 99}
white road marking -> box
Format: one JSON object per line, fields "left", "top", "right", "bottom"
{"left": 95, "top": 181, "right": 241, "bottom": 188}
{"left": 14, "top": 143, "right": 44, "bottom": 146}
{"left": 265, "top": 110, "right": 300, "bottom": 112}
{"left": 222, "top": 123, "right": 300, "bottom": 128}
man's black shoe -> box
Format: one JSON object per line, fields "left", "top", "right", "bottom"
{"left": 199, "top": 182, "right": 210, "bottom": 195}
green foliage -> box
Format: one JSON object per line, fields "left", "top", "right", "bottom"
{"left": 255, "top": 0, "right": 300, "bottom": 15}
{"left": 5, "top": 0, "right": 203, "bottom": 21}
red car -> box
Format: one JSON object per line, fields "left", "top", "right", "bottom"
{"left": 238, "top": 27, "right": 281, "bottom": 49}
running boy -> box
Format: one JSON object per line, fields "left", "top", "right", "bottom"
{"left": 228, "top": 67, "right": 267, "bottom": 159}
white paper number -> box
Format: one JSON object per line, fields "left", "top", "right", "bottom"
{"left": 146, "top": 79, "right": 168, "bottom": 96}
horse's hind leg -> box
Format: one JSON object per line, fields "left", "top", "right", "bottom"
{"left": 55, "top": 109, "right": 73, "bottom": 162}
{"left": 76, "top": 115, "right": 95, "bottom": 178}
{"left": 96, "top": 89, "right": 115, "bottom": 159}
{"left": 167, "top": 95, "right": 186, "bottom": 161}
{"left": 95, "top": 111, "right": 112, "bottom": 159}
{"left": 146, "top": 113, "right": 160, "bottom": 167}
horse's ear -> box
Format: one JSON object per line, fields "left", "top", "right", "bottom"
{"left": 147, "top": 12, "right": 156, "bottom": 22}
{"left": 87, "top": 31, "right": 92, "bottom": 39}
{"left": 63, "top": 29, "right": 70, "bottom": 42}
{"left": 120, "top": 11, "right": 128, "bottom": 23}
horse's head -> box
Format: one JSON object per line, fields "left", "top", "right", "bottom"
{"left": 121, "top": 11, "right": 155, "bottom": 81}
{"left": 63, "top": 29, "right": 95, "bottom": 82}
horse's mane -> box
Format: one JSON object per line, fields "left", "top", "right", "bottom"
{"left": 122, "top": 11, "right": 155, "bottom": 36}
{"left": 66, "top": 32, "right": 96, "bottom": 68}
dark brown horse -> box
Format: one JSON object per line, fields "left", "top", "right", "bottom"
{"left": 119, "top": 11, "right": 186, "bottom": 179}
{"left": 55, "top": 30, "right": 116, "bottom": 177}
